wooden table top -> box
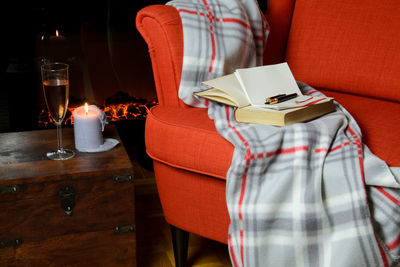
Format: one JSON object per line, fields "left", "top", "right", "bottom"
{"left": 0, "top": 125, "right": 133, "bottom": 184}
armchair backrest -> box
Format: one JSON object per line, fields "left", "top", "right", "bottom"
{"left": 264, "top": 0, "right": 295, "bottom": 65}
{"left": 137, "top": 0, "right": 400, "bottom": 107}
{"left": 285, "top": 0, "right": 400, "bottom": 102}
{"left": 136, "top": 5, "right": 185, "bottom": 107}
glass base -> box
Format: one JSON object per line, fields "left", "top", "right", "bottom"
{"left": 46, "top": 149, "right": 75, "bottom": 161}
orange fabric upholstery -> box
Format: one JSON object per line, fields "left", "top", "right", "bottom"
{"left": 136, "top": 5, "right": 185, "bottom": 107}
{"left": 264, "top": 0, "right": 295, "bottom": 65}
{"left": 145, "top": 106, "right": 233, "bottom": 180}
{"left": 153, "top": 161, "right": 230, "bottom": 244}
{"left": 286, "top": 0, "right": 400, "bottom": 102}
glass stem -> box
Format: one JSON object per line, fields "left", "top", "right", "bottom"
{"left": 56, "top": 123, "right": 63, "bottom": 153}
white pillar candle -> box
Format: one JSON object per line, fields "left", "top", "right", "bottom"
{"left": 73, "top": 104, "right": 104, "bottom": 152}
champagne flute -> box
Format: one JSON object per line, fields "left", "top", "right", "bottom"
{"left": 41, "top": 63, "right": 75, "bottom": 160}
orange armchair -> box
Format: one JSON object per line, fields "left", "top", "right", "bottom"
{"left": 135, "top": 1, "right": 294, "bottom": 265}
{"left": 136, "top": 0, "right": 400, "bottom": 266}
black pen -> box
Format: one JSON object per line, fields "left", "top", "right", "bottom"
{"left": 265, "top": 94, "right": 286, "bottom": 104}
{"left": 265, "top": 93, "right": 298, "bottom": 105}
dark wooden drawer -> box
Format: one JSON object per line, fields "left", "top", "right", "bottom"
{"left": 0, "top": 174, "right": 134, "bottom": 243}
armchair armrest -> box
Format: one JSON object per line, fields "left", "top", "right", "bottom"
{"left": 136, "top": 5, "right": 187, "bottom": 107}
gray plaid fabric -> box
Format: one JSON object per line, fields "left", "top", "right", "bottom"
{"left": 208, "top": 86, "right": 400, "bottom": 267}
{"left": 167, "top": 0, "right": 400, "bottom": 266}
{"left": 168, "top": 0, "right": 268, "bottom": 107}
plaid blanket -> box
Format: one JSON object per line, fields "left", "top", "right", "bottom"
{"left": 167, "top": 0, "right": 400, "bottom": 266}
{"left": 168, "top": 0, "right": 268, "bottom": 107}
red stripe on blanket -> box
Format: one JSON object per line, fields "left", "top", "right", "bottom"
{"left": 238, "top": 174, "right": 247, "bottom": 221}
{"left": 387, "top": 234, "right": 400, "bottom": 250}
{"left": 297, "top": 97, "right": 328, "bottom": 108}
{"left": 315, "top": 142, "right": 351, "bottom": 153}
{"left": 347, "top": 127, "right": 365, "bottom": 184}
{"left": 222, "top": 18, "right": 251, "bottom": 30}
{"left": 209, "top": 32, "right": 216, "bottom": 73}
{"left": 225, "top": 106, "right": 249, "bottom": 146}
{"left": 347, "top": 126, "right": 389, "bottom": 267}
{"left": 305, "top": 90, "right": 319, "bottom": 95}
{"left": 220, "top": 18, "right": 264, "bottom": 42}
{"left": 266, "top": 146, "right": 309, "bottom": 157}
{"left": 178, "top": 8, "right": 199, "bottom": 15}
{"left": 240, "top": 152, "right": 253, "bottom": 220}
{"left": 178, "top": 9, "right": 206, "bottom": 17}
{"left": 330, "top": 142, "right": 351, "bottom": 152}
{"left": 225, "top": 105, "right": 250, "bottom": 267}
{"left": 240, "top": 229, "right": 244, "bottom": 264}
{"left": 377, "top": 241, "right": 389, "bottom": 267}
{"left": 374, "top": 186, "right": 400, "bottom": 206}
{"left": 228, "top": 234, "right": 239, "bottom": 267}
{"left": 201, "top": 0, "right": 216, "bottom": 73}
{"left": 238, "top": 171, "right": 247, "bottom": 265}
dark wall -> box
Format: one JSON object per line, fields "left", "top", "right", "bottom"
{"left": 0, "top": 1, "right": 168, "bottom": 133}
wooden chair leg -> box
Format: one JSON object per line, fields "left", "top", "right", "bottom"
{"left": 170, "top": 225, "right": 189, "bottom": 267}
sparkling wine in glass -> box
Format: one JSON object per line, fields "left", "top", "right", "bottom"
{"left": 41, "top": 62, "right": 75, "bottom": 160}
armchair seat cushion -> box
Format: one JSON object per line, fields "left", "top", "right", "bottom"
{"left": 321, "top": 89, "right": 400, "bottom": 167}
{"left": 145, "top": 105, "right": 234, "bottom": 180}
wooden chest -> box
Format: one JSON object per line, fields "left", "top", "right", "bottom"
{"left": 0, "top": 126, "right": 135, "bottom": 266}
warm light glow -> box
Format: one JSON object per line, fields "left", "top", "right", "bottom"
{"left": 56, "top": 30, "right": 59, "bottom": 37}
{"left": 103, "top": 103, "right": 151, "bottom": 121}
{"left": 38, "top": 98, "right": 157, "bottom": 128}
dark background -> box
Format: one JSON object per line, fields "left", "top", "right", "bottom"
{"left": 0, "top": 1, "right": 167, "bottom": 133}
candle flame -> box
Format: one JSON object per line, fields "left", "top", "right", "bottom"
{"left": 56, "top": 30, "right": 59, "bottom": 37}
{"left": 84, "top": 103, "right": 88, "bottom": 115}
